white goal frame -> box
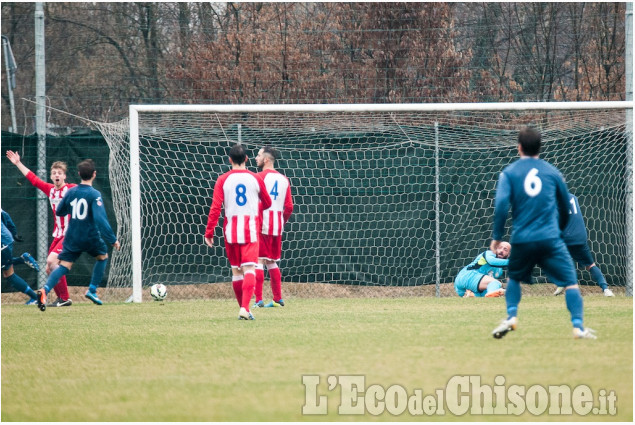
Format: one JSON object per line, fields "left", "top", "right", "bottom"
{"left": 128, "top": 101, "right": 633, "bottom": 302}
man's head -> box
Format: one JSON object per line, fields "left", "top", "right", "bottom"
{"left": 50, "top": 161, "right": 68, "bottom": 188}
{"left": 518, "top": 126, "right": 541, "bottom": 157}
{"left": 496, "top": 241, "right": 511, "bottom": 259}
{"left": 78, "top": 159, "right": 96, "bottom": 181}
{"left": 255, "top": 146, "right": 279, "bottom": 170}
{"left": 229, "top": 144, "right": 247, "bottom": 166}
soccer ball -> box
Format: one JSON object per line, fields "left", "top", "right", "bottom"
{"left": 150, "top": 283, "right": 167, "bottom": 301}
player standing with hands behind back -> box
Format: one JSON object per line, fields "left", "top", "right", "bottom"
{"left": 36, "top": 159, "right": 120, "bottom": 311}
{"left": 490, "top": 127, "right": 596, "bottom": 339}
{"left": 205, "top": 144, "right": 272, "bottom": 320}
{"left": 253, "top": 146, "right": 293, "bottom": 308}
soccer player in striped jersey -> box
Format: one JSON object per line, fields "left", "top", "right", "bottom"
{"left": 553, "top": 193, "right": 614, "bottom": 297}
{"left": 491, "top": 127, "right": 596, "bottom": 340}
{"left": 454, "top": 242, "right": 510, "bottom": 298}
{"left": 205, "top": 144, "right": 272, "bottom": 320}
{"left": 253, "top": 146, "right": 294, "bottom": 308}
{"left": 6, "top": 150, "right": 74, "bottom": 307}
{"left": 36, "top": 159, "right": 120, "bottom": 311}
{"left": 1, "top": 209, "right": 39, "bottom": 304}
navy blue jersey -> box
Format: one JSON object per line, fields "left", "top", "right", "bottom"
{"left": 56, "top": 184, "right": 117, "bottom": 251}
{"left": 1, "top": 220, "right": 13, "bottom": 246}
{"left": 493, "top": 157, "right": 571, "bottom": 243}
{"left": 562, "top": 194, "right": 588, "bottom": 246}
{"left": 1, "top": 210, "right": 18, "bottom": 241}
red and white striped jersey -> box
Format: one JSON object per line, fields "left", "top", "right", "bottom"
{"left": 26, "top": 171, "right": 76, "bottom": 238}
{"left": 258, "top": 169, "right": 293, "bottom": 236}
{"left": 205, "top": 169, "right": 272, "bottom": 244}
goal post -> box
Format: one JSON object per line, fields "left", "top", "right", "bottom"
{"left": 99, "top": 101, "right": 633, "bottom": 302}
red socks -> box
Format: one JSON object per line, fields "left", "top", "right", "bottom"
{"left": 268, "top": 264, "right": 282, "bottom": 302}
{"left": 255, "top": 265, "right": 265, "bottom": 303}
{"left": 53, "top": 276, "right": 70, "bottom": 301}
{"left": 232, "top": 276, "right": 243, "bottom": 307}
{"left": 241, "top": 271, "right": 256, "bottom": 310}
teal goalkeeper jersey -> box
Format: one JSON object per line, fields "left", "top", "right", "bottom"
{"left": 464, "top": 250, "right": 508, "bottom": 279}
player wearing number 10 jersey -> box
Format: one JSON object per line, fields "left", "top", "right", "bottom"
{"left": 205, "top": 144, "right": 272, "bottom": 320}
{"left": 490, "top": 127, "right": 595, "bottom": 339}
{"left": 36, "top": 159, "right": 120, "bottom": 312}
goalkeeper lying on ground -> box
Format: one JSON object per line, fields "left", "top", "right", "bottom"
{"left": 454, "top": 242, "right": 511, "bottom": 298}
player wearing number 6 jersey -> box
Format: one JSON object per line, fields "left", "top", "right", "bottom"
{"left": 253, "top": 147, "right": 294, "bottom": 308}
{"left": 205, "top": 144, "right": 272, "bottom": 321}
{"left": 36, "top": 159, "right": 120, "bottom": 312}
{"left": 490, "top": 127, "right": 595, "bottom": 339}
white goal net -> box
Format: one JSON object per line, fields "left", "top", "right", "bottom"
{"left": 95, "top": 103, "right": 632, "bottom": 301}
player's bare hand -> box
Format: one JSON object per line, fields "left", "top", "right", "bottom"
{"left": 6, "top": 150, "right": 21, "bottom": 165}
{"left": 112, "top": 241, "right": 121, "bottom": 251}
{"left": 490, "top": 240, "right": 500, "bottom": 252}
{"left": 204, "top": 236, "right": 214, "bottom": 248}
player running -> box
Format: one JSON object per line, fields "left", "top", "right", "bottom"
{"left": 6, "top": 150, "right": 74, "bottom": 307}
{"left": 205, "top": 144, "right": 272, "bottom": 321}
{"left": 253, "top": 146, "right": 294, "bottom": 308}
{"left": 36, "top": 159, "right": 120, "bottom": 311}
{"left": 1, "top": 209, "right": 40, "bottom": 275}
{"left": 490, "top": 127, "right": 596, "bottom": 340}
{"left": 454, "top": 242, "right": 510, "bottom": 298}
{"left": 2, "top": 209, "right": 39, "bottom": 304}
{"left": 553, "top": 193, "right": 614, "bottom": 297}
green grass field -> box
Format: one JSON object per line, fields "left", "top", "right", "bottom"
{"left": 2, "top": 296, "right": 632, "bottom": 421}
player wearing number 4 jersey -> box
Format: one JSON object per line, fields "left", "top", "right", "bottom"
{"left": 253, "top": 147, "right": 293, "bottom": 309}
{"left": 35, "top": 159, "right": 120, "bottom": 312}
{"left": 205, "top": 144, "right": 272, "bottom": 321}
{"left": 491, "top": 127, "right": 596, "bottom": 340}
{"left": 6, "top": 150, "right": 74, "bottom": 307}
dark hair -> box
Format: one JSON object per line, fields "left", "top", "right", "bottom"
{"left": 261, "top": 146, "right": 279, "bottom": 161}
{"left": 78, "top": 159, "right": 96, "bottom": 180}
{"left": 229, "top": 144, "right": 247, "bottom": 165}
{"left": 518, "top": 127, "right": 541, "bottom": 156}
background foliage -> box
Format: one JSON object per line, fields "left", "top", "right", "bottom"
{"left": 1, "top": 2, "right": 627, "bottom": 132}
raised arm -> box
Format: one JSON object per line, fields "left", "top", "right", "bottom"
{"left": 6, "top": 150, "right": 31, "bottom": 177}
{"left": 6, "top": 150, "right": 52, "bottom": 193}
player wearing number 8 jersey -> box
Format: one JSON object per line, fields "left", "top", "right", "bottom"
{"left": 490, "top": 127, "right": 595, "bottom": 339}
{"left": 35, "top": 159, "right": 120, "bottom": 311}
{"left": 253, "top": 147, "right": 294, "bottom": 308}
{"left": 205, "top": 144, "right": 272, "bottom": 320}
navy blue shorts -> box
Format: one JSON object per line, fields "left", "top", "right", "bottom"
{"left": 508, "top": 238, "right": 577, "bottom": 287}
{"left": 567, "top": 243, "right": 595, "bottom": 268}
{"left": 58, "top": 238, "right": 108, "bottom": 262}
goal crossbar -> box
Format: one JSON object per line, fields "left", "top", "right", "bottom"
{"left": 131, "top": 101, "right": 633, "bottom": 114}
